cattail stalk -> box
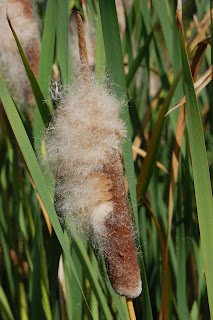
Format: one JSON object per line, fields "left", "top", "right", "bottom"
{"left": 127, "top": 299, "right": 137, "bottom": 320}
{"left": 76, "top": 10, "right": 90, "bottom": 75}
{"left": 69, "top": 10, "right": 96, "bottom": 72}
{"left": 45, "top": 11, "right": 141, "bottom": 299}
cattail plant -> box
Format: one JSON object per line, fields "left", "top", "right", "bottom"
{"left": 45, "top": 11, "right": 141, "bottom": 299}
{"left": 0, "top": 0, "right": 40, "bottom": 120}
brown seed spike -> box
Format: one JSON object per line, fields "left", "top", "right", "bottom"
{"left": 76, "top": 11, "right": 90, "bottom": 77}
{"left": 99, "top": 155, "right": 142, "bottom": 299}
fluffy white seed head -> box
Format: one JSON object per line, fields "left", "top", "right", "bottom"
{"left": 45, "top": 72, "right": 126, "bottom": 236}
{"left": 0, "top": 0, "right": 40, "bottom": 111}
{"left": 45, "top": 10, "right": 142, "bottom": 299}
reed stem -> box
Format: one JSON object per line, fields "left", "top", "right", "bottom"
{"left": 127, "top": 299, "right": 136, "bottom": 320}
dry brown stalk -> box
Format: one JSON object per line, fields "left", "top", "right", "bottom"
{"left": 76, "top": 11, "right": 90, "bottom": 77}
{"left": 126, "top": 299, "right": 137, "bottom": 320}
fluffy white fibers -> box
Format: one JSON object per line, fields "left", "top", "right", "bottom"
{"left": 45, "top": 68, "right": 142, "bottom": 298}
{"left": 45, "top": 10, "right": 141, "bottom": 299}
{"left": 0, "top": 0, "right": 40, "bottom": 113}
{"left": 45, "top": 72, "right": 126, "bottom": 237}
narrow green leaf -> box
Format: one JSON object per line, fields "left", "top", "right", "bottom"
{"left": 35, "top": 0, "right": 56, "bottom": 153}
{"left": 90, "top": 253, "right": 100, "bottom": 320}
{"left": 210, "top": 0, "right": 213, "bottom": 134}
{"left": 152, "top": 0, "right": 173, "bottom": 65}
{"left": 66, "top": 237, "right": 83, "bottom": 320}
{"left": 7, "top": 17, "right": 51, "bottom": 126}
{"left": 56, "top": 0, "right": 72, "bottom": 83}
{"left": 38, "top": 0, "right": 56, "bottom": 100}
{"left": 190, "top": 301, "right": 199, "bottom": 320}
{"left": 126, "top": 27, "right": 155, "bottom": 87}
{"left": 177, "top": 21, "right": 213, "bottom": 318}
{"left": 48, "top": 230, "right": 61, "bottom": 313}
{"left": 71, "top": 232, "right": 113, "bottom": 319}
{"left": 176, "top": 178, "right": 189, "bottom": 319}
{"left": 102, "top": 269, "right": 130, "bottom": 320}
{"left": 30, "top": 217, "right": 44, "bottom": 320}
{"left": 95, "top": 5, "right": 106, "bottom": 83}
{"left": 136, "top": 70, "right": 182, "bottom": 198}
{"left": 0, "top": 229, "right": 15, "bottom": 301}
{"left": 41, "top": 279, "right": 53, "bottom": 320}
{"left": 139, "top": 0, "right": 170, "bottom": 91}
{"left": 19, "top": 282, "right": 29, "bottom": 320}
{"left": 0, "top": 285, "right": 15, "bottom": 320}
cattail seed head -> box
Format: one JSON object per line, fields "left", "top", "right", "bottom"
{"left": 45, "top": 71, "right": 126, "bottom": 231}
{"left": 45, "top": 69, "right": 141, "bottom": 298}
{"left": 45, "top": 11, "right": 141, "bottom": 299}
{"left": 0, "top": 0, "right": 40, "bottom": 119}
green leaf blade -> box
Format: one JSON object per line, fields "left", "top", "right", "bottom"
{"left": 178, "top": 23, "right": 213, "bottom": 318}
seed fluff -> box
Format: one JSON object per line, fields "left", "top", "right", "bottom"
{"left": 44, "top": 11, "right": 141, "bottom": 299}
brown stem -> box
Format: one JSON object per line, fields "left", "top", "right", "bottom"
{"left": 76, "top": 11, "right": 90, "bottom": 76}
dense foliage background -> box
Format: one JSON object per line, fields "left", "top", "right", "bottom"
{"left": 0, "top": 0, "right": 212, "bottom": 319}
